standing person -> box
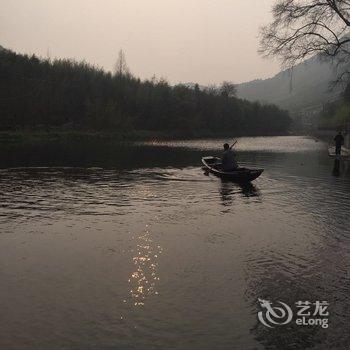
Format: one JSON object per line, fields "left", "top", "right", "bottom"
{"left": 222, "top": 143, "right": 238, "bottom": 171}
{"left": 334, "top": 131, "right": 344, "bottom": 155}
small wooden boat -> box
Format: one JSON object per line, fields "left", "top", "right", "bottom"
{"left": 328, "top": 146, "right": 350, "bottom": 159}
{"left": 202, "top": 156, "right": 263, "bottom": 183}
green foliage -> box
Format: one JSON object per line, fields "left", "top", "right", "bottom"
{"left": 320, "top": 102, "right": 350, "bottom": 127}
{"left": 319, "top": 83, "right": 350, "bottom": 127}
{"left": 0, "top": 49, "right": 292, "bottom": 135}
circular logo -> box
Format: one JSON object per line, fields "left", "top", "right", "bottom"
{"left": 258, "top": 298, "right": 293, "bottom": 328}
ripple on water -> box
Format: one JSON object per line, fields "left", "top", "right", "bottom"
{"left": 0, "top": 137, "right": 350, "bottom": 350}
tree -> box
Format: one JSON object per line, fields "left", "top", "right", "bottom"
{"left": 260, "top": 0, "right": 350, "bottom": 84}
{"left": 0, "top": 47, "right": 292, "bottom": 135}
{"left": 114, "top": 49, "right": 130, "bottom": 76}
{"left": 220, "top": 81, "right": 237, "bottom": 98}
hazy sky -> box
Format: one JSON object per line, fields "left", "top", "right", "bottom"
{"left": 0, "top": 0, "right": 280, "bottom": 84}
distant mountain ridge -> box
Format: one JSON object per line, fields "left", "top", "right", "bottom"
{"left": 237, "top": 56, "right": 343, "bottom": 113}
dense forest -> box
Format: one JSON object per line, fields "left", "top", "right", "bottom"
{"left": 0, "top": 47, "right": 292, "bottom": 135}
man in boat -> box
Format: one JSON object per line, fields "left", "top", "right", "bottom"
{"left": 334, "top": 131, "right": 344, "bottom": 155}
{"left": 222, "top": 143, "right": 238, "bottom": 171}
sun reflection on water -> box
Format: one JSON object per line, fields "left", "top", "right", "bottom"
{"left": 129, "top": 226, "right": 162, "bottom": 306}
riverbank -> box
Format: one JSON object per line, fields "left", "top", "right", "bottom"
{"left": 0, "top": 130, "right": 292, "bottom": 144}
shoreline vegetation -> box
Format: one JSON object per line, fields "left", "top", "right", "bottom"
{"left": 0, "top": 48, "right": 292, "bottom": 139}
{"left": 317, "top": 73, "right": 350, "bottom": 131}
{"left": 0, "top": 129, "right": 293, "bottom": 144}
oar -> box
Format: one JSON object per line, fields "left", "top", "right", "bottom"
{"left": 230, "top": 140, "right": 238, "bottom": 149}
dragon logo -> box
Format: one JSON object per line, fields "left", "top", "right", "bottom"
{"left": 258, "top": 298, "right": 293, "bottom": 328}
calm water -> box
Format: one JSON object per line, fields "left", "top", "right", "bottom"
{"left": 0, "top": 136, "right": 350, "bottom": 350}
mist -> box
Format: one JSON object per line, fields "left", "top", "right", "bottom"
{"left": 0, "top": 0, "right": 279, "bottom": 84}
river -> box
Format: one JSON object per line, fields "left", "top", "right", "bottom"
{"left": 0, "top": 136, "right": 349, "bottom": 350}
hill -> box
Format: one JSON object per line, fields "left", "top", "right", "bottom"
{"left": 237, "top": 56, "right": 343, "bottom": 113}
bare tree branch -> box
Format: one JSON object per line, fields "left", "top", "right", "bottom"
{"left": 260, "top": 0, "right": 350, "bottom": 85}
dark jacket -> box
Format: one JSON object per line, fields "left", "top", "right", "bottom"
{"left": 222, "top": 149, "right": 237, "bottom": 170}
{"left": 334, "top": 134, "right": 344, "bottom": 146}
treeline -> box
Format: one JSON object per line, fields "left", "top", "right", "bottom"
{"left": 0, "top": 48, "right": 292, "bottom": 135}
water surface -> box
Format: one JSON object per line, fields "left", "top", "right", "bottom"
{"left": 1, "top": 136, "right": 349, "bottom": 350}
